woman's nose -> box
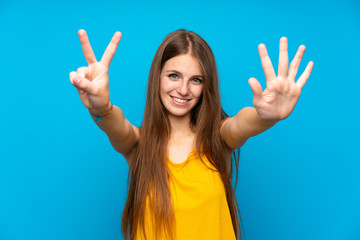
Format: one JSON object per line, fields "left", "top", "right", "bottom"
{"left": 177, "top": 80, "right": 189, "bottom": 96}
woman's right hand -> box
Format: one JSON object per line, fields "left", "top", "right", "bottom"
{"left": 69, "top": 29, "right": 122, "bottom": 116}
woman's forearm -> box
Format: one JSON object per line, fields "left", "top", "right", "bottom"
{"left": 232, "top": 107, "right": 278, "bottom": 139}
{"left": 221, "top": 107, "right": 278, "bottom": 149}
{"left": 89, "top": 105, "right": 138, "bottom": 143}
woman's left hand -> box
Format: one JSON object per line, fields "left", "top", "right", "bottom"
{"left": 248, "top": 37, "right": 314, "bottom": 121}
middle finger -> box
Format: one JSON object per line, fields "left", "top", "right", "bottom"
{"left": 278, "top": 37, "right": 289, "bottom": 78}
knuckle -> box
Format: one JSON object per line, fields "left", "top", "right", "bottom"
{"left": 69, "top": 73, "right": 76, "bottom": 84}
{"left": 76, "top": 66, "right": 86, "bottom": 73}
{"left": 277, "top": 76, "right": 285, "bottom": 81}
{"left": 92, "top": 87, "right": 100, "bottom": 95}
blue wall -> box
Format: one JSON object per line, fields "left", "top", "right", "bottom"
{"left": 1, "top": 0, "right": 359, "bottom": 239}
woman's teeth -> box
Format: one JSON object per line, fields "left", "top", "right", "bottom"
{"left": 172, "top": 97, "right": 189, "bottom": 103}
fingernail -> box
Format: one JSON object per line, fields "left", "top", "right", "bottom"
{"left": 74, "top": 76, "right": 81, "bottom": 84}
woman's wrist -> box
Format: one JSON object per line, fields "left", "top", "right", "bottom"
{"left": 88, "top": 102, "right": 113, "bottom": 122}
{"left": 238, "top": 107, "right": 278, "bottom": 129}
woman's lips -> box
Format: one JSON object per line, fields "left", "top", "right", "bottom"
{"left": 170, "top": 96, "right": 191, "bottom": 106}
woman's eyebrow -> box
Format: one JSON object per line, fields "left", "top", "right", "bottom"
{"left": 165, "top": 70, "right": 203, "bottom": 78}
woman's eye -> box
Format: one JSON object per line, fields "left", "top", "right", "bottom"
{"left": 169, "top": 74, "right": 178, "bottom": 79}
{"left": 192, "top": 78, "right": 203, "bottom": 84}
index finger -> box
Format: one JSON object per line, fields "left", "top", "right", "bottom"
{"left": 258, "top": 43, "right": 276, "bottom": 82}
{"left": 78, "top": 29, "right": 97, "bottom": 64}
{"left": 100, "top": 31, "right": 122, "bottom": 67}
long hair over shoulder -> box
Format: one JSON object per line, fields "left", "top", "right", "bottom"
{"left": 121, "top": 29, "right": 241, "bottom": 240}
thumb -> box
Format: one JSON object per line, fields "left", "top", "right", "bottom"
{"left": 73, "top": 75, "right": 93, "bottom": 94}
{"left": 248, "top": 78, "right": 263, "bottom": 104}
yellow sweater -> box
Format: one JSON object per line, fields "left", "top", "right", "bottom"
{"left": 137, "top": 151, "right": 236, "bottom": 240}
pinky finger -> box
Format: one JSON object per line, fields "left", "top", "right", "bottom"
{"left": 77, "top": 87, "right": 86, "bottom": 94}
{"left": 77, "top": 87, "right": 90, "bottom": 108}
{"left": 296, "top": 61, "right": 314, "bottom": 89}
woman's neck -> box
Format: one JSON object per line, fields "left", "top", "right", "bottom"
{"left": 168, "top": 114, "right": 194, "bottom": 138}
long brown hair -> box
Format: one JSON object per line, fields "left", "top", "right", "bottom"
{"left": 121, "top": 29, "right": 241, "bottom": 240}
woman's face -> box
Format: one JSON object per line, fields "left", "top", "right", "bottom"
{"left": 160, "top": 53, "right": 204, "bottom": 119}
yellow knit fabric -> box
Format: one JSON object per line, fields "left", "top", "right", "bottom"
{"left": 136, "top": 151, "right": 236, "bottom": 240}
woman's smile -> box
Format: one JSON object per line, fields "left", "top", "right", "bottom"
{"left": 170, "top": 95, "right": 191, "bottom": 105}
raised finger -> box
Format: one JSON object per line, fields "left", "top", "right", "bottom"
{"left": 258, "top": 44, "right": 276, "bottom": 83}
{"left": 278, "top": 37, "right": 289, "bottom": 78}
{"left": 100, "top": 31, "right": 122, "bottom": 67}
{"left": 248, "top": 77, "right": 263, "bottom": 104}
{"left": 78, "top": 29, "right": 97, "bottom": 64}
{"left": 288, "top": 45, "right": 306, "bottom": 80}
{"left": 296, "top": 61, "right": 314, "bottom": 89}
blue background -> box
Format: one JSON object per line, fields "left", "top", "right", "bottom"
{"left": 1, "top": 0, "right": 359, "bottom": 239}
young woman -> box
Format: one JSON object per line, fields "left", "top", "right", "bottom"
{"left": 69, "top": 29, "right": 313, "bottom": 240}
